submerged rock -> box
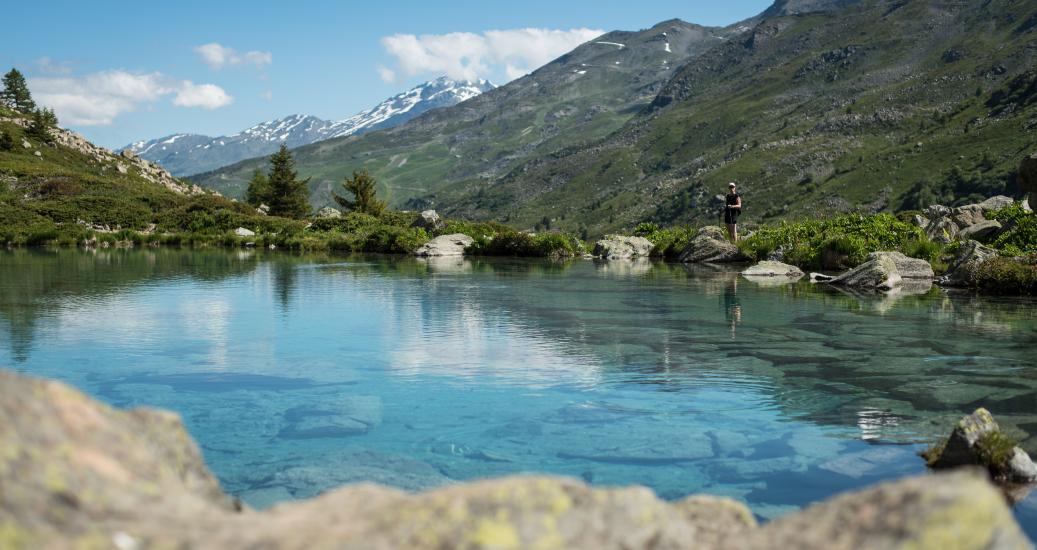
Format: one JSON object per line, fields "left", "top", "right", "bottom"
{"left": 741, "top": 261, "right": 804, "bottom": 278}
{"left": 678, "top": 226, "right": 748, "bottom": 264}
{"left": 938, "top": 240, "right": 999, "bottom": 287}
{"left": 1, "top": 369, "right": 1032, "bottom": 549}
{"left": 923, "top": 408, "right": 1037, "bottom": 484}
{"left": 592, "top": 235, "right": 653, "bottom": 259}
{"left": 414, "top": 233, "right": 473, "bottom": 257}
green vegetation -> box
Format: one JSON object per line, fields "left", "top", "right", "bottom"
{"left": 1, "top": 68, "right": 35, "bottom": 113}
{"left": 989, "top": 203, "right": 1037, "bottom": 256}
{"left": 975, "top": 256, "right": 1037, "bottom": 295}
{"left": 737, "top": 213, "right": 925, "bottom": 270}
{"left": 334, "top": 169, "right": 387, "bottom": 217}
{"left": 262, "top": 144, "right": 310, "bottom": 219}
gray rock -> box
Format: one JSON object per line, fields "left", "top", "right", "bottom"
{"left": 116, "top": 162, "right": 128, "bottom": 174}
{"left": 938, "top": 240, "right": 998, "bottom": 287}
{"left": 959, "top": 219, "right": 1002, "bottom": 241}
{"left": 829, "top": 256, "right": 901, "bottom": 290}
{"left": 256, "top": 203, "right": 270, "bottom": 216}
{"left": 1019, "top": 151, "right": 1037, "bottom": 196}
{"left": 21, "top": 139, "right": 31, "bottom": 149}
{"left": 910, "top": 214, "right": 930, "bottom": 229}
{"left": 927, "top": 408, "right": 1000, "bottom": 469}
{"left": 120, "top": 148, "right": 138, "bottom": 159}
{"left": 810, "top": 272, "right": 835, "bottom": 282}
{"left": 234, "top": 227, "right": 256, "bottom": 237}
{"left": 925, "top": 217, "right": 959, "bottom": 244}
{"left": 978, "top": 195, "right": 1015, "bottom": 212}
{"left": 33, "top": 150, "right": 42, "bottom": 157}
{"left": 951, "top": 204, "right": 987, "bottom": 228}
{"left": 317, "top": 206, "right": 342, "bottom": 219}
{"left": 1024, "top": 198, "right": 1032, "bottom": 213}
{"left": 866, "top": 251, "right": 933, "bottom": 279}
{"left": 411, "top": 210, "right": 445, "bottom": 231}
{"left": 923, "top": 204, "right": 951, "bottom": 219}
{"left": 1009, "top": 447, "right": 1037, "bottom": 483}
{"left": 414, "top": 233, "right": 473, "bottom": 257}
{"left": 592, "top": 235, "right": 654, "bottom": 259}
{"left": 741, "top": 261, "right": 804, "bottom": 278}
{"left": 678, "top": 227, "right": 748, "bottom": 263}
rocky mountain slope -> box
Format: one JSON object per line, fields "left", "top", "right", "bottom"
{"left": 192, "top": 18, "right": 732, "bottom": 208}
{"left": 127, "top": 78, "right": 494, "bottom": 177}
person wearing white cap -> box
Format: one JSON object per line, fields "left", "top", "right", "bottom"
{"left": 724, "top": 182, "right": 742, "bottom": 242}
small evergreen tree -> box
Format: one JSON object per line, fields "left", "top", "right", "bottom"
{"left": 0, "top": 129, "right": 14, "bottom": 151}
{"left": 245, "top": 168, "right": 270, "bottom": 206}
{"left": 1, "top": 69, "right": 36, "bottom": 113}
{"left": 25, "top": 108, "right": 56, "bottom": 143}
{"left": 333, "top": 169, "right": 386, "bottom": 217}
{"left": 265, "top": 144, "right": 310, "bottom": 218}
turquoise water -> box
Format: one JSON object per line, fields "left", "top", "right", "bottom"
{"left": 2, "top": 248, "right": 1036, "bottom": 532}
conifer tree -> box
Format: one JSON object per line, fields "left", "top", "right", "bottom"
{"left": 25, "top": 108, "right": 56, "bottom": 143}
{"left": 1, "top": 69, "right": 36, "bottom": 113}
{"left": 245, "top": 168, "right": 270, "bottom": 206}
{"left": 265, "top": 144, "right": 310, "bottom": 218}
{"left": 333, "top": 169, "right": 386, "bottom": 217}
{"left": 0, "top": 129, "right": 14, "bottom": 151}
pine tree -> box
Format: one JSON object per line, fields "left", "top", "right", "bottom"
{"left": 25, "top": 108, "right": 56, "bottom": 143}
{"left": 1, "top": 69, "right": 36, "bottom": 113}
{"left": 333, "top": 169, "right": 386, "bottom": 217}
{"left": 245, "top": 168, "right": 270, "bottom": 206}
{"left": 0, "top": 129, "right": 14, "bottom": 151}
{"left": 265, "top": 144, "right": 310, "bottom": 218}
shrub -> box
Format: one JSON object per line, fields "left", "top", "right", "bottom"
{"left": 643, "top": 226, "right": 696, "bottom": 259}
{"left": 989, "top": 203, "right": 1037, "bottom": 256}
{"left": 975, "top": 256, "right": 1037, "bottom": 294}
{"left": 634, "top": 222, "right": 659, "bottom": 236}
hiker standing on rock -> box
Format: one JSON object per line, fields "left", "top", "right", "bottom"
{"left": 724, "top": 182, "right": 742, "bottom": 242}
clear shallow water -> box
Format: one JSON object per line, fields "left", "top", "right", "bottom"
{"left": 2, "top": 249, "right": 1037, "bottom": 533}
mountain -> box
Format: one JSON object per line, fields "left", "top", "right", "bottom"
{"left": 195, "top": 0, "right": 1037, "bottom": 237}
{"left": 192, "top": 19, "right": 732, "bottom": 207}
{"left": 126, "top": 77, "right": 495, "bottom": 177}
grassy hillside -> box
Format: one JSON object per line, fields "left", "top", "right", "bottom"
{"left": 438, "top": 0, "right": 1037, "bottom": 235}
{"left": 191, "top": 19, "right": 730, "bottom": 209}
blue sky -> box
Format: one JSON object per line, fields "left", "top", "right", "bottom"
{"left": 3, "top": 0, "right": 773, "bottom": 148}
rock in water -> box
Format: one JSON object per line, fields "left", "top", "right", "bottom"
{"left": 866, "top": 251, "right": 934, "bottom": 279}
{"left": 234, "top": 227, "right": 256, "bottom": 237}
{"left": 741, "top": 261, "right": 804, "bottom": 278}
{"left": 924, "top": 408, "right": 1037, "bottom": 483}
{"left": 938, "top": 240, "right": 998, "bottom": 287}
{"left": 317, "top": 206, "right": 342, "bottom": 219}
{"left": 414, "top": 233, "right": 473, "bottom": 257}
{"left": 411, "top": 210, "right": 445, "bottom": 231}
{"left": 927, "top": 408, "right": 1000, "bottom": 469}
{"left": 829, "top": 255, "right": 902, "bottom": 290}
{"left": 592, "top": 235, "right": 654, "bottom": 259}
{"left": 678, "top": 226, "right": 748, "bottom": 263}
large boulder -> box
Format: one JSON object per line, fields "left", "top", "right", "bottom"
{"left": 978, "top": 195, "right": 1015, "bottom": 212}
{"left": 829, "top": 255, "right": 902, "bottom": 290}
{"left": 678, "top": 227, "right": 749, "bottom": 263}
{"left": 923, "top": 408, "right": 1037, "bottom": 483}
{"left": 414, "top": 233, "right": 473, "bottom": 257}
{"left": 925, "top": 217, "right": 960, "bottom": 244}
{"left": 741, "top": 261, "right": 804, "bottom": 278}
{"left": 411, "top": 210, "right": 445, "bottom": 232}
{"left": 1, "top": 369, "right": 1032, "bottom": 549}
{"left": 592, "top": 235, "right": 654, "bottom": 260}
{"left": 938, "top": 240, "right": 999, "bottom": 287}
{"left": 950, "top": 204, "right": 987, "bottom": 228}
{"left": 959, "top": 219, "right": 1003, "bottom": 241}
{"left": 866, "top": 251, "right": 934, "bottom": 279}
{"left": 1020, "top": 151, "right": 1037, "bottom": 196}
{"left": 234, "top": 227, "right": 255, "bottom": 237}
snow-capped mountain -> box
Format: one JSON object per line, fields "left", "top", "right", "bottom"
{"left": 125, "top": 77, "right": 495, "bottom": 177}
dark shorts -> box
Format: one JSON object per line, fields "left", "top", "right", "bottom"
{"left": 724, "top": 208, "right": 740, "bottom": 225}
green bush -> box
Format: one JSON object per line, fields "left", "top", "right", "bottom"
{"left": 975, "top": 256, "right": 1037, "bottom": 294}
{"left": 643, "top": 226, "right": 696, "bottom": 259}
{"left": 989, "top": 203, "right": 1037, "bottom": 256}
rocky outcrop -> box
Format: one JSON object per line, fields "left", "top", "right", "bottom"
{"left": 916, "top": 196, "right": 1018, "bottom": 245}
{"left": 411, "top": 210, "right": 445, "bottom": 232}
{"left": 414, "top": 233, "right": 473, "bottom": 257}
{"left": 938, "top": 240, "right": 999, "bottom": 287}
{"left": 1020, "top": 152, "right": 1037, "bottom": 196}
{"left": 234, "top": 227, "right": 256, "bottom": 237}
{"left": 316, "top": 206, "right": 342, "bottom": 219}
{"left": 866, "top": 251, "right": 934, "bottom": 279}
{"left": 960, "top": 219, "right": 1003, "bottom": 241}
{"left": 592, "top": 235, "right": 654, "bottom": 259}
{"left": 923, "top": 408, "right": 1037, "bottom": 483}
{"left": 678, "top": 226, "right": 749, "bottom": 263}
{"left": 829, "top": 255, "right": 902, "bottom": 290}
{"left": 978, "top": 195, "right": 1016, "bottom": 212}
{"left": 741, "top": 261, "right": 804, "bottom": 278}
{"left": 1, "top": 369, "right": 1032, "bottom": 549}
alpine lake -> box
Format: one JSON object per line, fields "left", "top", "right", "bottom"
{"left": 2, "top": 248, "right": 1036, "bottom": 537}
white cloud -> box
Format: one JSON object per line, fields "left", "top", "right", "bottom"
{"left": 260, "top": 90, "right": 273, "bottom": 101}
{"left": 195, "top": 43, "right": 272, "bottom": 70}
{"left": 29, "top": 70, "right": 233, "bottom": 126}
{"left": 173, "top": 81, "right": 234, "bottom": 109}
{"left": 35, "top": 57, "right": 72, "bottom": 75}
{"left": 376, "top": 64, "right": 397, "bottom": 83}
{"left": 380, "top": 27, "right": 603, "bottom": 83}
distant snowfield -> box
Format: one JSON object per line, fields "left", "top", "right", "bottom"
{"left": 594, "top": 41, "right": 626, "bottom": 48}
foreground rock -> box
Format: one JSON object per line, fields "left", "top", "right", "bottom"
{"left": 938, "top": 240, "right": 999, "bottom": 287}
{"left": 678, "top": 226, "right": 749, "bottom": 263}
{"left": 1, "top": 370, "right": 1033, "bottom": 549}
{"left": 923, "top": 408, "right": 1037, "bottom": 484}
{"left": 592, "top": 235, "right": 653, "bottom": 259}
{"left": 414, "top": 233, "right": 473, "bottom": 257}
{"left": 866, "top": 251, "right": 934, "bottom": 279}
{"left": 829, "top": 255, "right": 902, "bottom": 291}
{"left": 741, "top": 261, "right": 804, "bottom": 279}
